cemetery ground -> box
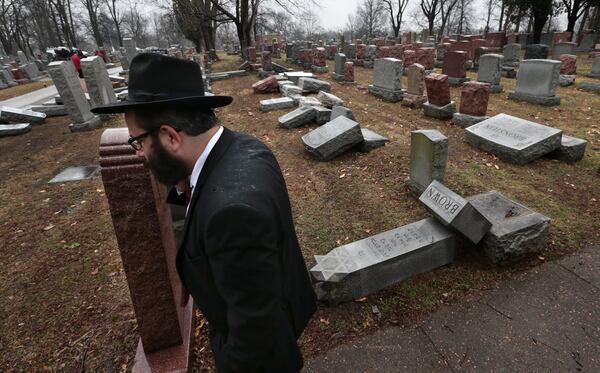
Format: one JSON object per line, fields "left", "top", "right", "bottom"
{"left": 0, "top": 80, "right": 51, "bottom": 102}
{"left": 1, "top": 52, "right": 599, "bottom": 371}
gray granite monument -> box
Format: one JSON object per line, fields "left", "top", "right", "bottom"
{"left": 406, "top": 130, "right": 448, "bottom": 194}
{"left": 301, "top": 116, "right": 363, "bottom": 161}
{"left": 508, "top": 59, "right": 561, "bottom": 106}
{"left": 368, "top": 58, "right": 404, "bottom": 102}
{"left": 477, "top": 54, "right": 504, "bottom": 93}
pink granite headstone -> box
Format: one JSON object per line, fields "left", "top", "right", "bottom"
{"left": 344, "top": 61, "right": 355, "bottom": 82}
{"left": 403, "top": 50, "right": 417, "bottom": 67}
{"left": 377, "top": 46, "right": 390, "bottom": 58}
{"left": 389, "top": 44, "right": 404, "bottom": 60}
{"left": 425, "top": 73, "right": 452, "bottom": 106}
{"left": 99, "top": 128, "right": 194, "bottom": 373}
{"left": 559, "top": 54, "right": 577, "bottom": 75}
{"left": 246, "top": 47, "right": 257, "bottom": 63}
{"left": 552, "top": 32, "right": 572, "bottom": 46}
{"left": 442, "top": 51, "right": 468, "bottom": 78}
{"left": 459, "top": 81, "right": 490, "bottom": 116}
{"left": 356, "top": 44, "right": 366, "bottom": 60}
{"left": 312, "top": 47, "right": 327, "bottom": 67}
{"left": 416, "top": 48, "right": 435, "bottom": 70}
{"left": 252, "top": 75, "right": 279, "bottom": 93}
{"left": 261, "top": 51, "right": 272, "bottom": 71}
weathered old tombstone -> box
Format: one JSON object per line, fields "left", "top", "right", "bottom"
{"left": 0, "top": 69, "right": 18, "bottom": 87}
{"left": 20, "top": 63, "right": 40, "bottom": 80}
{"left": 317, "top": 91, "right": 344, "bottom": 107}
{"left": 0, "top": 106, "right": 46, "bottom": 124}
{"left": 357, "top": 128, "right": 389, "bottom": 152}
{"left": 48, "top": 61, "right": 101, "bottom": 132}
{"left": 344, "top": 43, "right": 357, "bottom": 59}
{"left": 524, "top": 44, "right": 549, "bottom": 60}
{"left": 364, "top": 45, "right": 377, "bottom": 68}
{"left": 99, "top": 128, "right": 194, "bottom": 372}
{"left": 301, "top": 116, "right": 363, "bottom": 161}
{"left": 472, "top": 47, "right": 490, "bottom": 71}
{"left": 123, "top": 38, "right": 138, "bottom": 67}
{"left": 558, "top": 54, "right": 577, "bottom": 86}
{"left": 258, "top": 51, "right": 273, "bottom": 77}
{"left": 551, "top": 42, "right": 576, "bottom": 60}
{"left": 477, "top": 54, "right": 503, "bottom": 93}
{"left": 416, "top": 47, "right": 435, "bottom": 70}
{"left": 17, "top": 50, "right": 28, "bottom": 63}
{"left": 466, "top": 191, "right": 550, "bottom": 264}
{"left": 331, "top": 53, "right": 346, "bottom": 81}
{"left": 419, "top": 180, "right": 491, "bottom": 243}
{"left": 81, "top": 56, "right": 118, "bottom": 114}
{"left": 442, "top": 51, "right": 469, "bottom": 86}
{"left": 330, "top": 106, "right": 356, "bottom": 121}
{"left": 452, "top": 81, "right": 491, "bottom": 127}
{"left": 587, "top": 55, "right": 600, "bottom": 78}
{"left": 311, "top": 47, "right": 328, "bottom": 73}
{"left": 503, "top": 43, "right": 521, "bottom": 67}
{"left": 310, "top": 217, "right": 456, "bottom": 304}
{"left": 29, "top": 104, "right": 67, "bottom": 117}
{"left": 314, "top": 105, "right": 332, "bottom": 124}
{"left": 423, "top": 73, "right": 456, "bottom": 119}
{"left": 246, "top": 46, "right": 257, "bottom": 63}
{"left": 280, "top": 84, "right": 303, "bottom": 97}
{"left": 252, "top": 75, "right": 279, "bottom": 94}
{"left": 0, "top": 123, "right": 31, "bottom": 137}
{"left": 298, "top": 77, "right": 331, "bottom": 93}
{"left": 284, "top": 71, "right": 314, "bottom": 85}
{"left": 406, "top": 129, "right": 448, "bottom": 194}
{"left": 278, "top": 105, "right": 316, "bottom": 128}
{"left": 465, "top": 113, "right": 562, "bottom": 164}
{"left": 508, "top": 59, "right": 561, "bottom": 105}
{"left": 368, "top": 58, "right": 404, "bottom": 102}
{"left": 578, "top": 81, "right": 600, "bottom": 93}
{"left": 259, "top": 97, "right": 296, "bottom": 112}
{"left": 343, "top": 62, "right": 355, "bottom": 84}
{"left": 402, "top": 63, "right": 427, "bottom": 108}
{"left": 435, "top": 43, "right": 451, "bottom": 68}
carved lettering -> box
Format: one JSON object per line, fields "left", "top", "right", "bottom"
{"left": 483, "top": 124, "right": 528, "bottom": 141}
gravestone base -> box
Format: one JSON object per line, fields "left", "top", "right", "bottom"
{"left": 558, "top": 75, "right": 575, "bottom": 86}
{"left": 579, "top": 81, "right": 600, "bottom": 93}
{"left": 29, "top": 105, "right": 67, "bottom": 117}
{"left": 508, "top": 91, "right": 561, "bottom": 106}
{"left": 367, "top": 85, "right": 404, "bottom": 102}
{"left": 257, "top": 68, "right": 274, "bottom": 78}
{"left": 452, "top": 113, "right": 489, "bottom": 128}
{"left": 332, "top": 72, "right": 344, "bottom": 81}
{"left": 488, "top": 84, "right": 504, "bottom": 93}
{"left": 69, "top": 116, "right": 102, "bottom": 132}
{"left": 585, "top": 72, "right": 600, "bottom": 79}
{"left": 0, "top": 123, "right": 31, "bottom": 137}
{"left": 401, "top": 94, "right": 427, "bottom": 108}
{"left": 423, "top": 101, "right": 456, "bottom": 120}
{"left": 311, "top": 65, "right": 329, "bottom": 73}
{"left": 545, "top": 134, "right": 587, "bottom": 162}
{"left": 501, "top": 66, "right": 516, "bottom": 78}
{"left": 447, "top": 77, "right": 470, "bottom": 87}
{"left": 466, "top": 191, "right": 550, "bottom": 265}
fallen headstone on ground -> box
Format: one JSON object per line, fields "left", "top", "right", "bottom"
{"left": 544, "top": 134, "right": 587, "bottom": 162}
{"left": 301, "top": 116, "right": 363, "bottom": 161}
{"left": 356, "top": 128, "right": 390, "bottom": 153}
{"left": 317, "top": 91, "right": 344, "bottom": 107}
{"left": 298, "top": 77, "right": 331, "bottom": 93}
{"left": 278, "top": 105, "right": 316, "bottom": 128}
{"left": 252, "top": 76, "right": 279, "bottom": 94}
{"left": 49, "top": 165, "right": 100, "bottom": 183}
{"left": 579, "top": 81, "right": 600, "bottom": 93}
{"left": 0, "top": 123, "right": 31, "bottom": 137}
{"left": 29, "top": 105, "right": 67, "bottom": 117}
{"left": 259, "top": 97, "right": 295, "bottom": 112}
{"left": 330, "top": 105, "right": 356, "bottom": 121}
{"left": 310, "top": 217, "right": 456, "bottom": 304}
{"left": 0, "top": 106, "right": 46, "bottom": 124}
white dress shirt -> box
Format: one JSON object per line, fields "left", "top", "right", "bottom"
{"left": 186, "top": 125, "right": 223, "bottom": 215}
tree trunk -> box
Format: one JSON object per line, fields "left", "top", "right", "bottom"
{"left": 577, "top": 7, "right": 589, "bottom": 35}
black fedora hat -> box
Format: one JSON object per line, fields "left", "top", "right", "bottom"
{"left": 91, "top": 53, "right": 233, "bottom": 114}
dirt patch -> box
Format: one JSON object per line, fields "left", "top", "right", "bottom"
{"left": 0, "top": 80, "right": 53, "bottom": 102}
{"left": 0, "top": 52, "right": 599, "bottom": 371}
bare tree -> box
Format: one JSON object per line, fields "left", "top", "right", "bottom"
{"left": 173, "top": 0, "right": 220, "bottom": 52}
{"left": 104, "top": 0, "right": 123, "bottom": 46}
{"left": 356, "top": 0, "right": 386, "bottom": 37}
{"left": 421, "top": 0, "right": 442, "bottom": 36}
{"left": 562, "top": 0, "right": 600, "bottom": 33}
{"left": 81, "top": 0, "right": 103, "bottom": 47}
{"left": 122, "top": 0, "right": 147, "bottom": 44}
{"left": 438, "top": 0, "right": 459, "bottom": 39}
{"left": 382, "top": 0, "right": 409, "bottom": 37}
{"left": 345, "top": 13, "right": 357, "bottom": 40}
{"left": 301, "top": 8, "right": 320, "bottom": 39}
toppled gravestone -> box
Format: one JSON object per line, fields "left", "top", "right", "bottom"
{"left": 29, "top": 105, "right": 67, "bottom": 117}
{"left": 278, "top": 105, "right": 316, "bottom": 128}
{"left": 0, "top": 106, "right": 46, "bottom": 124}
{"left": 299, "top": 77, "right": 331, "bottom": 93}
{"left": 465, "top": 113, "right": 562, "bottom": 164}
{"left": 310, "top": 217, "right": 456, "bottom": 304}
{"left": 259, "top": 97, "right": 295, "bottom": 112}
{"left": 252, "top": 76, "right": 279, "bottom": 93}
{"left": 301, "top": 116, "right": 363, "bottom": 161}
{"left": 317, "top": 91, "right": 344, "bottom": 107}
{"left": 330, "top": 106, "right": 356, "bottom": 121}
{"left": 466, "top": 190, "right": 551, "bottom": 264}
{"left": 0, "top": 123, "right": 31, "bottom": 137}
{"left": 357, "top": 128, "right": 389, "bottom": 152}
{"left": 419, "top": 180, "right": 491, "bottom": 243}
{"left": 544, "top": 134, "right": 587, "bottom": 162}
{"left": 314, "top": 106, "right": 332, "bottom": 124}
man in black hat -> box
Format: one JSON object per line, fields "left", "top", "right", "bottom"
{"left": 92, "top": 53, "right": 316, "bottom": 372}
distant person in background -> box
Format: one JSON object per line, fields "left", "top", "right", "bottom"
{"left": 95, "top": 47, "right": 108, "bottom": 63}
{"left": 71, "top": 50, "right": 83, "bottom": 78}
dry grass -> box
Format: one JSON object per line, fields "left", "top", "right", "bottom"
{"left": 0, "top": 51, "right": 598, "bottom": 371}
{"left": 0, "top": 80, "right": 52, "bottom": 102}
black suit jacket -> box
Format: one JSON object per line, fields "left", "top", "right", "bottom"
{"left": 176, "top": 127, "right": 317, "bottom": 373}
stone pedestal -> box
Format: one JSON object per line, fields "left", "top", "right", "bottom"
{"left": 48, "top": 61, "right": 101, "bottom": 132}
{"left": 99, "top": 128, "right": 194, "bottom": 373}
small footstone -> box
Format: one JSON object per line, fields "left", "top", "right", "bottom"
{"left": 452, "top": 113, "right": 489, "bottom": 128}
{"left": 466, "top": 191, "right": 550, "bottom": 264}
{"left": 310, "top": 217, "right": 456, "bottom": 304}
{"left": 314, "top": 106, "right": 332, "bottom": 125}
{"left": 357, "top": 128, "right": 389, "bottom": 152}
{"left": 419, "top": 180, "right": 491, "bottom": 243}
{"left": 259, "top": 97, "right": 295, "bottom": 112}
{"left": 278, "top": 105, "right": 316, "bottom": 128}
{"left": 558, "top": 75, "right": 575, "bottom": 86}
{"left": 544, "top": 134, "right": 587, "bottom": 162}
{"left": 579, "top": 81, "right": 600, "bottom": 93}
{"left": 465, "top": 113, "right": 562, "bottom": 164}
{"left": 406, "top": 129, "right": 448, "bottom": 194}
{"left": 0, "top": 123, "right": 31, "bottom": 137}
{"left": 0, "top": 107, "right": 46, "bottom": 124}
{"left": 301, "top": 116, "right": 363, "bottom": 161}
{"left": 29, "top": 105, "right": 67, "bottom": 117}
{"left": 299, "top": 77, "right": 331, "bottom": 93}
{"left": 330, "top": 106, "right": 356, "bottom": 121}
{"left": 423, "top": 101, "right": 457, "bottom": 120}
{"left": 317, "top": 91, "right": 344, "bottom": 108}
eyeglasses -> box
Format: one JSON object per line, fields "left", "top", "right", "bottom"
{"left": 127, "top": 126, "right": 181, "bottom": 151}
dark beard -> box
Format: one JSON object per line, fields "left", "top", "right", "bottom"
{"left": 145, "top": 136, "right": 190, "bottom": 186}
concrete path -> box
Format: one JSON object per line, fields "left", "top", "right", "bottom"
{"left": 0, "top": 66, "right": 123, "bottom": 109}
{"left": 305, "top": 246, "right": 600, "bottom": 372}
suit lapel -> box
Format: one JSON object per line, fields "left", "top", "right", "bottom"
{"left": 179, "top": 127, "right": 235, "bottom": 248}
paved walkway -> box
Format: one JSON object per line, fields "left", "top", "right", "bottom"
{"left": 0, "top": 66, "right": 122, "bottom": 109}
{"left": 305, "top": 246, "right": 600, "bottom": 372}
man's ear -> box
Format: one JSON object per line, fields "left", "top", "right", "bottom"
{"left": 159, "top": 125, "right": 183, "bottom": 151}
